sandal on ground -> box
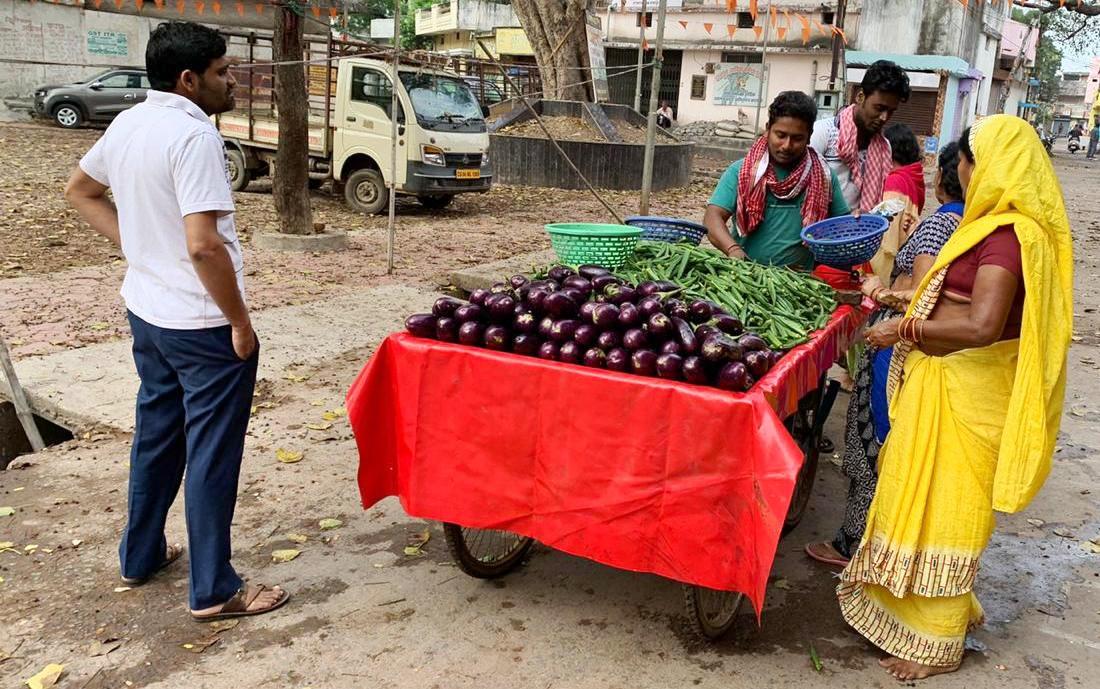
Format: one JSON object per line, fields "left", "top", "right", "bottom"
{"left": 120, "top": 543, "right": 184, "bottom": 586}
{"left": 818, "top": 436, "right": 835, "bottom": 453}
{"left": 191, "top": 584, "right": 290, "bottom": 622}
{"left": 804, "top": 541, "right": 850, "bottom": 567}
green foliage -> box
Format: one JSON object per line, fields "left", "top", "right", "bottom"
{"left": 1011, "top": 8, "right": 1064, "bottom": 104}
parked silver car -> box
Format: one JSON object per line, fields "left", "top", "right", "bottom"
{"left": 34, "top": 67, "right": 150, "bottom": 129}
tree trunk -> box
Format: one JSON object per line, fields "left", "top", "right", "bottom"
{"left": 273, "top": 4, "right": 314, "bottom": 235}
{"left": 511, "top": 0, "right": 592, "bottom": 101}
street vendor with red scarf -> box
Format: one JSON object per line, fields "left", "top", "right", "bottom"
{"left": 704, "top": 91, "right": 849, "bottom": 269}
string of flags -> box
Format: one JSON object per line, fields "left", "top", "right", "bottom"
{"left": 26, "top": 0, "right": 342, "bottom": 19}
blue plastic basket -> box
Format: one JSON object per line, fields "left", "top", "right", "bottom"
{"left": 624, "top": 216, "right": 707, "bottom": 245}
{"left": 801, "top": 214, "right": 890, "bottom": 269}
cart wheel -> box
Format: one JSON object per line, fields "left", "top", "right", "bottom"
{"left": 782, "top": 397, "right": 822, "bottom": 535}
{"left": 443, "top": 523, "right": 534, "bottom": 579}
{"left": 682, "top": 584, "right": 745, "bottom": 642}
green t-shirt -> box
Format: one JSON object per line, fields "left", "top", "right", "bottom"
{"left": 708, "top": 158, "right": 850, "bottom": 269}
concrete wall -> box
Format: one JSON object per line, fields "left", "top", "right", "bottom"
{"left": 416, "top": 0, "right": 517, "bottom": 37}
{"left": 855, "top": 0, "right": 920, "bottom": 55}
{"left": 674, "top": 48, "right": 829, "bottom": 125}
{"left": 972, "top": 31, "right": 999, "bottom": 117}
{"left": 1086, "top": 57, "right": 1100, "bottom": 111}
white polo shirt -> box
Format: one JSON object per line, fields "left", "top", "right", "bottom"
{"left": 80, "top": 90, "right": 244, "bottom": 330}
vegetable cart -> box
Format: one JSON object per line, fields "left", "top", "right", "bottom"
{"left": 347, "top": 302, "right": 865, "bottom": 641}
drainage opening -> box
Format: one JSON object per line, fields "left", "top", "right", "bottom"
{"left": 0, "top": 402, "right": 74, "bottom": 469}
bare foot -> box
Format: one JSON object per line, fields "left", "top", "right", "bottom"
{"left": 880, "top": 656, "right": 960, "bottom": 681}
{"left": 191, "top": 583, "right": 289, "bottom": 620}
{"left": 804, "top": 541, "right": 850, "bottom": 567}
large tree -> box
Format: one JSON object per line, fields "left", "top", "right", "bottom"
{"left": 1012, "top": 1, "right": 1100, "bottom": 55}
{"left": 273, "top": 3, "right": 315, "bottom": 235}
{"left": 511, "top": 0, "right": 593, "bottom": 100}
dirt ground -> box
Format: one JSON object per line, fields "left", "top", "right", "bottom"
{"left": 0, "top": 121, "right": 714, "bottom": 359}
{"left": 497, "top": 115, "right": 676, "bottom": 144}
{"left": 1, "top": 133, "right": 1098, "bottom": 688}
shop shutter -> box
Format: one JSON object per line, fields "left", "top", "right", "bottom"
{"left": 847, "top": 86, "right": 938, "bottom": 137}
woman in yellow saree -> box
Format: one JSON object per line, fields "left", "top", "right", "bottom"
{"left": 835, "top": 114, "right": 1074, "bottom": 680}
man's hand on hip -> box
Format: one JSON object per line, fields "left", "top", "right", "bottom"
{"left": 232, "top": 323, "right": 258, "bottom": 360}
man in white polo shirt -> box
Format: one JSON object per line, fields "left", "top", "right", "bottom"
{"left": 64, "top": 21, "right": 288, "bottom": 621}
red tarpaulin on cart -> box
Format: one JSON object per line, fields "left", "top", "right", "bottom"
{"left": 348, "top": 305, "right": 864, "bottom": 615}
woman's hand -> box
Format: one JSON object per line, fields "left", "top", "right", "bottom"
{"left": 877, "top": 289, "right": 910, "bottom": 311}
{"left": 861, "top": 275, "right": 885, "bottom": 298}
{"left": 865, "top": 318, "right": 902, "bottom": 348}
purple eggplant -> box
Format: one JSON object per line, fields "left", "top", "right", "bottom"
{"left": 558, "top": 341, "right": 581, "bottom": 364}
{"left": 622, "top": 328, "right": 649, "bottom": 351}
{"left": 512, "top": 333, "right": 540, "bottom": 356}
{"left": 583, "top": 347, "right": 607, "bottom": 368}
{"left": 712, "top": 314, "right": 744, "bottom": 336}
{"left": 538, "top": 341, "right": 559, "bottom": 360}
{"left": 770, "top": 350, "right": 783, "bottom": 368}
{"left": 513, "top": 312, "right": 538, "bottom": 334}
{"left": 597, "top": 330, "right": 621, "bottom": 350}
{"left": 606, "top": 284, "right": 638, "bottom": 305}
{"left": 547, "top": 265, "right": 574, "bottom": 283}
{"left": 562, "top": 274, "right": 593, "bottom": 292}
{"left": 645, "top": 313, "right": 673, "bottom": 339}
{"left": 404, "top": 313, "right": 437, "bottom": 338}
{"left": 537, "top": 317, "right": 555, "bottom": 340}
{"left": 483, "top": 325, "right": 510, "bottom": 351}
{"left": 432, "top": 296, "right": 464, "bottom": 318}
{"left": 550, "top": 319, "right": 579, "bottom": 342}
{"left": 485, "top": 293, "right": 517, "bottom": 323}
{"left": 688, "top": 300, "right": 714, "bottom": 324}
{"left": 435, "top": 316, "right": 458, "bottom": 342}
{"left": 525, "top": 287, "right": 551, "bottom": 313}
{"left": 631, "top": 349, "right": 658, "bottom": 376}
{"left": 695, "top": 324, "right": 719, "bottom": 342}
{"left": 579, "top": 300, "right": 600, "bottom": 323}
{"left": 509, "top": 274, "right": 529, "bottom": 290}
{"left": 637, "top": 295, "right": 664, "bottom": 318}
{"left": 618, "top": 303, "right": 642, "bottom": 328}
{"left": 560, "top": 288, "right": 586, "bottom": 304}
{"left": 671, "top": 317, "right": 697, "bottom": 354}
{"left": 454, "top": 303, "right": 484, "bottom": 323}
{"left": 469, "top": 288, "right": 491, "bottom": 307}
{"left": 700, "top": 334, "right": 744, "bottom": 364}
{"left": 656, "top": 353, "right": 683, "bottom": 380}
{"left": 543, "top": 291, "right": 579, "bottom": 319}
{"left": 682, "top": 356, "right": 708, "bottom": 385}
{"left": 659, "top": 340, "right": 682, "bottom": 356}
{"left": 591, "top": 274, "right": 621, "bottom": 292}
{"left": 458, "top": 321, "right": 483, "bottom": 346}
{"left": 744, "top": 350, "right": 771, "bottom": 379}
{"left": 738, "top": 333, "right": 769, "bottom": 352}
{"left": 573, "top": 323, "right": 598, "bottom": 347}
{"left": 514, "top": 303, "right": 532, "bottom": 319}
{"left": 591, "top": 303, "right": 621, "bottom": 328}
{"left": 636, "top": 280, "right": 660, "bottom": 296}
{"left": 578, "top": 264, "right": 612, "bottom": 279}
{"left": 606, "top": 348, "right": 629, "bottom": 372}
{"left": 666, "top": 299, "right": 690, "bottom": 321}
{"left": 716, "top": 362, "right": 751, "bottom": 392}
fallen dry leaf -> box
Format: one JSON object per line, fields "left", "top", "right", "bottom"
{"left": 286, "top": 533, "right": 309, "bottom": 544}
{"left": 283, "top": 373, "right": 310, "bottom": 383}
{"left": 181, "top": 637, "right": 219, "bottom": 654}
{"left": 271, "top": 548, "right": 301, "bottom": 563}
{"left": 87, "top": 638, "right": 123, "bottom": 657}
{"left": 1082, "top": 541, "right": 1100, "bottom": 555}
{"left": 1053, "top": 528, "right": 1076, "bottom": 539}
{"left": 1027, "top": 518, "right": 1045, "bottom": 528}
{"left": 306, "top": 422, "right": 333, "bottom": 431}
{"left": 773, "top": 578, "right": 791, "bottom": 590}
{"left": 319, "top": 518, "right": 343, "bottom": 530}
{"left": 275, "top": 448, "right": 304, "bottom": 464}
{"left": 25, "top": 663, "right": 64, "bottom": 689}
{"left": 403, "top": 528, "right": 431, "bottom": 557}
{"left": 0, "top": 506, "right": 14, "bottom": 517}
{"left": 113, "top": 586, "right": 132, "bottom": 593}
{"left": 208, "top": 619, "right": 241, "bottom": 633}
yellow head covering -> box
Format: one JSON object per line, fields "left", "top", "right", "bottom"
{"left": 909, "top": 114, "right": 1074, "bottom": 513}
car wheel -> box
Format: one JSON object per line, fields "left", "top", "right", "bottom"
{"left": 226, "top": 149, "right": 251, "bottom": 192}
{"left": 344, "top": 168, "right": 388, "bottom": 215}
{"left": 53, "top": 104, "right": 83, "bottom": 129}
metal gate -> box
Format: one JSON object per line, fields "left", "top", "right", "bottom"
{"left": 605, "top": 47, "right": 682, "bottom": 116}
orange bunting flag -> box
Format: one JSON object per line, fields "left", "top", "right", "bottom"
{"left": 678, "top": 20, "right": 688, "bottom": 29}
{"left": 770, "top": 5, "right": 778, "bottom": 26}
{"left": 727, "top": 0, "right": 737, "bottom": 12}
{"left": 703, "top": 22, "right": 714, "bottom": 34}
{"left": 212, "top": 0, "right": 221, "bottom": 14}
{"left": 92, "top": 0, "right": 102, "bottom": 7}
{"left": 796, "top": 13, "right": 810, "bottom": 45}
{"left": 135, "top": 0, "right": 144, "bottom": 10}
{"left": 1059, "top": 0, "right": 1065, "bottom": 5}
{"left": 727, "top": 24, "right": 736, "bottom": 38}
{"left": 812, "top": 19, "right": 830, "bottom": 37}
{"left": 832, "top": 26, "right": 848, "bottom": 45}
{"left": 642, "top": 38, "right": 649, "bottom": 51}
{"left": 255, "top": 2, "right": 263, "bottom": 14}
{"left": 154, "top": 0, "right": 164, "bottom": 9}
{"left": 753, "top": 25, "right": 763, "bottom": 40}
{"left": 311, "top": 4, "right": 321, "bottom": 17}
{"left": 749, "top": 0, "right": 758, "bottom": 20}
{"left": 113, "top": 0, "right": 123, "bottom": 8}
{"left": 330, "top": 6, "right": 338, "bottom": 17}
{"left": 175, "top": 0, "right": 184, "bottom": 13}
{"left": 195, "top": 0, "right": 204, "bottom": 13}
{"left": 235, "top": 1, "right": 244, "bottom": 15}
{"left": 778, "top": 26, "right": 788, "bottom": 40}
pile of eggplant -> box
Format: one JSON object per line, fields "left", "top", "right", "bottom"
{"left": 403, "top": 264, "right": 781, "bottom": 392}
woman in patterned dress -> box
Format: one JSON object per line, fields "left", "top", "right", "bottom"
{"left": 805, "top": 142, "right": 965, "bottom": 567}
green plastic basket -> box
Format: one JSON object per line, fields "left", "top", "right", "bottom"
{"left": 545, "top": 223, "right": 642, "bottom": 270}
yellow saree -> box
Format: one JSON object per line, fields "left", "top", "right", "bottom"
{"left": 837, "top": 115, "right": 1074, "bottom": 667}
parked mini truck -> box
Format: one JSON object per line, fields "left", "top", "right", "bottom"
{"left": 216, "top": 36, "right": 492, "bottom": 214}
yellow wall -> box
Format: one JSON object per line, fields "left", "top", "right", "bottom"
{"left": 495, "top": 28, "right": 532, "bottom": 57}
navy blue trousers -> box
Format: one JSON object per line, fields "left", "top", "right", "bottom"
{"left": 122, "top": 311, "right": 258, "bottom": 609}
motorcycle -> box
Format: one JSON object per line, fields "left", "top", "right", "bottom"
{"left": 1042, "top": 132, "right": 1056, "bottom": 156}
{"left": 1068, "top": 135, "right": 1082, "bottom": 154}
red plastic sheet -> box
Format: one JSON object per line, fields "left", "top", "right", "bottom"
{"left": 348, "top": 306, "right": 865, "bottom": 615}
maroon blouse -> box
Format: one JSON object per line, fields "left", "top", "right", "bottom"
{"left": 941, "top": 226, "right": 1025, "bottom": 340}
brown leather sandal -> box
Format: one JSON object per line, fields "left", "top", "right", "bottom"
{"left": 121, "top": 543, "right": 184, "bottom": 586}
{"left": 191, "top": 584, "right": 290, "bottom": 622}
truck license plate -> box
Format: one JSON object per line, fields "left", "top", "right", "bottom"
{"left": 456, "top": 169, "right": 481, "bottom": 179}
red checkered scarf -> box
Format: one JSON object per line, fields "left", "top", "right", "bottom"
{"left": 837, "top": 104, "right": 893, "bottom": 211}
{"left": 734, "top": 134, "right": 831, "bottom": 237}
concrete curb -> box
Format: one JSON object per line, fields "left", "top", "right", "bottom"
{"left": 252, "top": 229, "right": 349, "bottom": 253}
{"left": 448, "top": 249, "right": 558, "bottom": 294}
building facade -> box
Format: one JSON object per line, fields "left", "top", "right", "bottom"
{"left": 414, "top": 0, "right": 532, "bottom": 61}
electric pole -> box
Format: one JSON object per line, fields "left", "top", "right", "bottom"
{"left": 638, "top": 0, "right": 668, "bottom": 215}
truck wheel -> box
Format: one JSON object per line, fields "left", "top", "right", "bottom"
{"left": 53, "top": 104, "right": 83, "bottom": 129}
{"left": 226, "top": 149, "right": 251, "bottom": 192}
{"left": 417, "top": 194, "right": 454, "bottom": 210}
{"left": 344, "top": 168, "right": 388, "bottom": 215}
